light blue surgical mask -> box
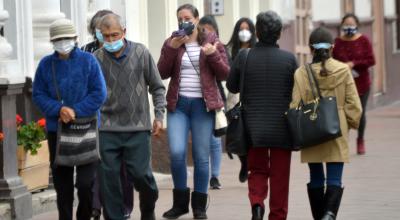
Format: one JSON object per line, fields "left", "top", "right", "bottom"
{"left": 95, "top": 29, "right": 104, "bottom": 43}
{"left": 103, "top": 39, "right": 124, "bottom": 52}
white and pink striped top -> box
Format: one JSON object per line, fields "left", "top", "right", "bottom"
{"left": 179, "top": 42, "right": 202, "bottom": 98}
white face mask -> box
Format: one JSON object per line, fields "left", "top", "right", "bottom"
{"left": 238, "top": 29, "right": 252, "bottom": 43}
{"left": 53, "top": 39, "right": 76, "bottom": 55}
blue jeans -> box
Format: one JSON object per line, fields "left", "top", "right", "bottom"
{"left": 167, "top": 96, "right": 214, "bottom": 193}
{"left": 210, "top": 135, "right": 222, "bottom": 178}
{"left": 308, "top": 162, "right": 344, "bottom": 188}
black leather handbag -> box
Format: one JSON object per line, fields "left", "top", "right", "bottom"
{"left": 286, "top": 64, "right": 342, "bottom": 149}
{"left": 225, "top": 49, "right": 250, "bottom": 156}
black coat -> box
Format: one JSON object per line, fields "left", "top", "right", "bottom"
{"left": 227, "top": 42, "right": 298, "bottom": 149}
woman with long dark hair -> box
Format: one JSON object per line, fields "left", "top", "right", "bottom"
{"left": 225, "top": 17, "right": 257, "bottom": 184}
{"left": 158, "top": 4, "right": 229, "bottom": 219}
{"left": 332, "top": 13, "right": 375, "bottom": 155}
{"left": 290, "top": 27, "right": 362, "bottom": 220}
{"left": 226, "top": 17, "right": 257, "bottom": 60}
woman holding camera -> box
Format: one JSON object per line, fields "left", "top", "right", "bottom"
{"left": 157, "top": 3, "right": 229, "bottom": 219}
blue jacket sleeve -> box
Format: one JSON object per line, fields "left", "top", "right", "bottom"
{"left": 72, "top": 56, "right": 107, "bottom": 117}
{"left": 32, "top": 61, "right": 63, "bottom": 117}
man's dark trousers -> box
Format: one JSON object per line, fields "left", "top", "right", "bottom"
{"left": 99, "top": 131, "right": 158, "bottom": 220}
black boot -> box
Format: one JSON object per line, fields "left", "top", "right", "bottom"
{"left": 139, "top": 190, "right": 158, "bottom": 220}
{"left": 307, "top": 184, "right": 324, "bottom": 220}
{"left": 191, "top": 191, "right": 208, "bottom": 219}
{"left": 162, "top": 188, "right": 190, "bottom": 219}
{"left": 239, "top": 155, "right": 248, "bottom": 183}
{"left": 251, "top": 204, "right": 264, "bottom": 220}
{"left": 321, "top": 186, "right": 343, "bottom": 220}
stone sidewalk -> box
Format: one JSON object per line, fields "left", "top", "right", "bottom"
{"left": 32, "top": 102, "right": 400, "bottom": 220}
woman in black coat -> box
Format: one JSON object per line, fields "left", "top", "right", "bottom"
{"left": 227, "top": 11, "right": 297, "bottom": 220}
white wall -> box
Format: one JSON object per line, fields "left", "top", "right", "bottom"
{"left": 312, "top": 0, "right": 341, "bottom": 21}
{"left": 214, "top": 0, "right": 240, "bottom": 43}
{"left": 355, "top": 0, "right": 372, "bottom": 18}
{"left": 269, "top": 0, "right": 295, "bottom": 20}
{"left": 384, "top": 0, "right": 396, "bottom": 16}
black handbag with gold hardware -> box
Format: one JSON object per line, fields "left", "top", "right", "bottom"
{"left": 286, "top": 64, "right": 342, "bottom": 149}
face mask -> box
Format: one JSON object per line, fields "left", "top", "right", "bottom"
{"left": 95, "top": 29, "right": 104, "bottom": 43}
{"left": 342, "top": 26, "right": 358, "bottom": 37}
{"left": 238, "top": 29, "right": 252, "bottom": 43}
{"left": 103, "top": 38, "right": 124, "bottom": 52}
{"left": 179, "top": 21, "right": 195, "bottom": 36}
{"left": 53, "top": 39, "right": 76, "bottom": 55}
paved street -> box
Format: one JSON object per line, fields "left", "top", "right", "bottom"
{"left": 33, "top": 102, "right": 400, "bottom": 220}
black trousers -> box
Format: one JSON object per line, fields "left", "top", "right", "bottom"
{"left": 358, "top": 89, "right": 370, "bottom": 139}
{"left": 47, "top": 132, "right": 97, "bottom": 220}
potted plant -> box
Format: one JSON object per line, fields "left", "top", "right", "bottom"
{"left": 15, "top": 115, "right": 50, "bottom": 192}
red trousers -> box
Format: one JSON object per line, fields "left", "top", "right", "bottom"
{"left": 247, "top": 147, "right": 292, "bottom": 220}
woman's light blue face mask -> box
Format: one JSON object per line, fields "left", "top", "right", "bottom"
{"left": 95, "top": 29, "right": 104, "bottom": 43}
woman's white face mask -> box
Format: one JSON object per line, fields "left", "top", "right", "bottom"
{"left": 53, "top": 39, "right": 76, "bottom": 55}
{"left": 238, "top": 29, "right": 252, "bottom": 43}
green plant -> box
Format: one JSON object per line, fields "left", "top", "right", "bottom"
{"left": 17, "top": 120, "right": 46, "bottom": 155}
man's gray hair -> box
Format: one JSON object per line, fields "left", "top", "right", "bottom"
{"left": 99, "top": 13, "right": 126, "bottom": 30}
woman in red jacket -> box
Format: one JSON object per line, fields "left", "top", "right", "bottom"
{"left": 157, "top": 4, "right": 229, "bottom": 219}
{"left": 333, "top": 13, "right": 375, "bottom": 155}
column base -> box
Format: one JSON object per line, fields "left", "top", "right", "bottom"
{"left": 0, "top": 178, "right": 33, "bottom": 220}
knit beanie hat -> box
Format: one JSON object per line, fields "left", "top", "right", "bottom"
{"left": 49, "top": 18, "right": 77, "bottom": 41}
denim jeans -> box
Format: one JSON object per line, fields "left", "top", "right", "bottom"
{"left": 308, "top": 162, "right": 344, "bottom": 188}
{"left": 210, "top": 135, "right": 222, "bottom": 178}
{"left": 167, "top": 96, "right": 214, "bottom": 193}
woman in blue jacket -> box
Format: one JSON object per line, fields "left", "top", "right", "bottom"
{"left": 32, "top": 18, "right": 106, "bottom": 220}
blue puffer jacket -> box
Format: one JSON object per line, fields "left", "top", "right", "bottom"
{"left": 32, "top": 47, "right": 107, "bottom": 132}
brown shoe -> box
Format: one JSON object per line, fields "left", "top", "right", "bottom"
{"left": 357, "top": 138, "right": 366, "bottom": 155}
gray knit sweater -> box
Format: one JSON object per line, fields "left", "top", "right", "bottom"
{"left": 94, "top": 40, "right": 166, "bottom": 132}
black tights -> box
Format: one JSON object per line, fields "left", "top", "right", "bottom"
{"left": 358, "top": 89, "right": 370, "bottom": 139}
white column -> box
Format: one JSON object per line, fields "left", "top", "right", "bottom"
{"left": 147, "top": 0, "right": 178, "bottom": 61}
{"left": 0, "top": 0, "right": 25, "bottom": 84}
{"left": 125, "top": 0, "right": 148, "bottom": 46}
{"left": 18, "top": 0, "right": 35, "bottom": 78}
{"left": 0, "top": 0, "right": 12, "bottom": 59}
{"left": 31, "top": 0, "right": 65, "bottom": 62}
{"left": 61, "top": 0, "right": 89, "bottom": 45}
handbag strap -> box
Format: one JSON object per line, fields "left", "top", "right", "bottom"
{"left": 51, "top": 61, "right": 62, "bottom": 102}
{"left": 239, "top": 48, "right": 250, "bottom": 103}
{"left": 305, "top": 64, "right": 322, "bottom": 100}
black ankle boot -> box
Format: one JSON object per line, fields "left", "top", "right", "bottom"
{"left": 239, "top": 155, "right": 248, "bottom": 183}
{"left": 139, "top": 190, "right": 158, "bottom": 220}
{"left": 251, "top": 204, "right": 264, "bottom": 220}
{"left": 162, "top": 188, "right": 190, "bottom": 219}
{"left": 307, "top": 184, "right": 324, "bottom": 220}
{"left": 191, "top": 191, "right": 208, "bottom": 219}
{"left": 321, "top": 186, "right": 343, "bottom": 220}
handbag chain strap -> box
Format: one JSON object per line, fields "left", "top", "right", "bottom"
{"left": 51, "top": 61, "right": 62, "bottom": 102}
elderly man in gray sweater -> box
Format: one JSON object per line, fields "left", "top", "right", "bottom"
{"left": 94, "top": 13, "right": 166, "bottom": 220}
